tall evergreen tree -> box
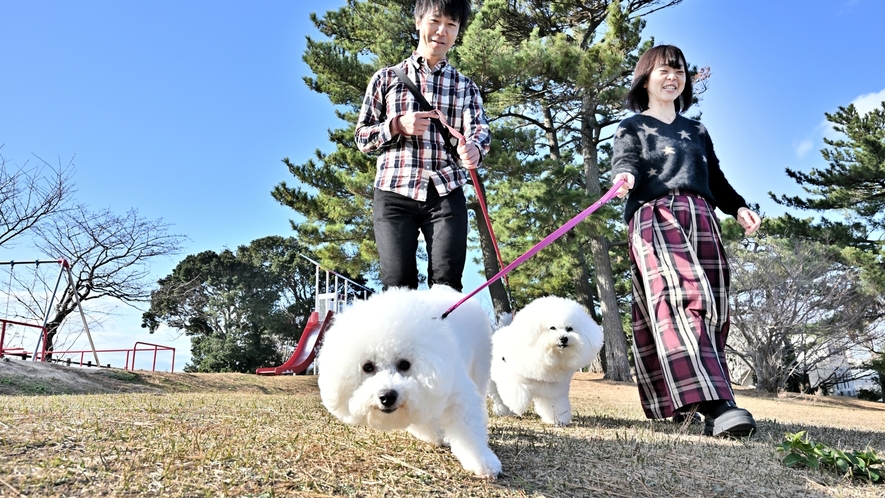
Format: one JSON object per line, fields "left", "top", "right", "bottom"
{"left": 275, "top": 1, "right": 683, "bottom": 380}
{"left": 456, "top": 0, "right": 681, "bottom": 380}
{"left": 769, "top": 101, "right": 885, "bottom": 288}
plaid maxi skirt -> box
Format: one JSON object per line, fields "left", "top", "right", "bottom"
{"left": 628, "top": 190, "right": 735, "bottom": 419}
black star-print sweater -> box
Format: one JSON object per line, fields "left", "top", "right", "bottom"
{"left": 611, "top": 113, "right": 749, "bottom": 223}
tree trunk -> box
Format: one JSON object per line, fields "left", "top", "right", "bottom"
{"left": 467, "top": 176, "right": 512, "bottom": 321}
{"left": 581, "top": 93, "right": 633, "bottom": 382}
{"left": 589, "top": 235, "right": 632, "bottom": 380}
{"left": 43, "top": 324, "right": 59, "bottom": 360}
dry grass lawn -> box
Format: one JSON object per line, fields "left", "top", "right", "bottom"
{"left": 1, "top": 358, "right": 883, "bottom": 497}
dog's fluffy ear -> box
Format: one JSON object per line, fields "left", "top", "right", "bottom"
{"left": 316, "top": 299, "right": 375, "bottom": 423}
{"left": 316, "top": 329, "right": 357, "bottom": 422}
{"left": 397, "top": 311, "right": 459, "bottom": 399}
{"left": 563, "top": 300, "right": 604, "bottom": 356}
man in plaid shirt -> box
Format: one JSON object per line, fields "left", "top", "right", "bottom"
{"left": 355, "top": 0, "right": 490, "bottom": 292}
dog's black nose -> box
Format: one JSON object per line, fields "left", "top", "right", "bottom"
{"left": 559, "top": 336, "right": 569, "bottom": 346}
{"left": 378, "top": 389, "right": 398, "bottom": 407}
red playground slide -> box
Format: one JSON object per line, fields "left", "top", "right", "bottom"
{"left": 256, "top": 309, "right": 334, "bottom": 375}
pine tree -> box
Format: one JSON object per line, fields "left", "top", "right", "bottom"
{"left": 275, "top": 0, "right": 684, "bottom": 380}
{"left": 769, "top": 101, "right": 885, "bottom": 289}
{"left": 455, "top": 0, "right": 681, "bottom": 380}
{"left": 272, "top": 0, "right": 415, "bottom": 281}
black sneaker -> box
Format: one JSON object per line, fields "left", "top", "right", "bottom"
{"left": 703, "top": 406, "right": 757, "bottom": 438}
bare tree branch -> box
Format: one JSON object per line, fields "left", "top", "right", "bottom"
{"left": 29, "top": 204, "right": 185, "bottom": 352}
{"left": 727, "top": 236, "right": 885, "bottom": 394}
{"left": 0, "top": 148, "right": 75, "bottom": 247}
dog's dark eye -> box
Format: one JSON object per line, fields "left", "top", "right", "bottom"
{"left": 566, "top": 326, "right": 573, "bottom": 332}
{"left": 397, "top": 360, "right": 411, "bottom": 372}
{"left": 549, "top": 326, "right": 556, "bottom": 330}
{"left": 362, "top": 362, "right": 375, "bottom": 373}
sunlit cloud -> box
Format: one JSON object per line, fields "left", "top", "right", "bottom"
{"left": 851, "top": 88, "right": 885, "bottom": 115}
{"left": 794, "top": 139, "right": 814, "bottom": 159}
{"left": 819, "top": 87, "right": 885, "bottom": 139}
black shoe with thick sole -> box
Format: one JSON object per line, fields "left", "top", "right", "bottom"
{"left": 703, "top": 407, "right": 757, "bottom": 438}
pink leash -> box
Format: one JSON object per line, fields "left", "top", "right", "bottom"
{"left": 440, "top": 178, "right": 625, "bottom": 319}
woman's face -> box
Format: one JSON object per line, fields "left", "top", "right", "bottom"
{"left": 644, "top": 60, "right": 686, "bottom": 107}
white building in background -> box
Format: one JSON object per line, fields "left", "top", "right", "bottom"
{"left": 726, "top": 330, "right": 880, "bottom": 397}
{"left": 807, "top": 347, "right": 879, "bottom": 397}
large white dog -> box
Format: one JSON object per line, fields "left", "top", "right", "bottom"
{"left": 489, "top": 296, "right": 604, "bottom": 426}
{"left": 317, "top": 285, "right": 501, "bottom": 478}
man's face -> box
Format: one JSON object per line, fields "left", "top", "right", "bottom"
{"left": 415, "top": 10, "right": 459, "bottom": 64}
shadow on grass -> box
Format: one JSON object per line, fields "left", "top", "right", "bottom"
{"left": 484, "top": 412, "right": 884, "bottom": 498}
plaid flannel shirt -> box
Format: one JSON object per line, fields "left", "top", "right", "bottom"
{"left": 355, "top": 52, "right": 490, "bottom": 202}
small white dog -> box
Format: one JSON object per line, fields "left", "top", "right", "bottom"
{"left": 488, "top": 296, "right": 603, "bottom": 426}
{"left": 317, "top": 285, "right": 501, "bottom": 478}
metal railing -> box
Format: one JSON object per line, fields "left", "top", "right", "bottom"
{"left": 1, "top": 319, "right": 175, "bottom": 372}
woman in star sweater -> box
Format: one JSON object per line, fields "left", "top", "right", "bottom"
{"left": 611, "top": 45, "right": 762, "bottom": 438}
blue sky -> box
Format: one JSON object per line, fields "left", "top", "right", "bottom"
{"left": 2, "top": 0, "right": 883, "bottom": 371}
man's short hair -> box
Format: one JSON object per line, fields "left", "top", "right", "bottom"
{"left": 414, "top": 0, "right": 472, "bottom": 29}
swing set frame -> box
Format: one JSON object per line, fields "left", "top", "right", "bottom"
{"left": 1, "top": 258, "right": 99, "bottom": 365}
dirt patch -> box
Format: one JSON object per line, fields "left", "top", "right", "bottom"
{"left": 0, "top": 357, "right": 318, "bottom": 396}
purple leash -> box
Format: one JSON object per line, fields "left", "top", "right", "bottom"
{"left": 440, "top": 179, "right": 625, "bottom": 319}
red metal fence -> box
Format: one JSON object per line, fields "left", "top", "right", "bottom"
{"left": 1, "top": 318, "right": 175, "bottom": 372}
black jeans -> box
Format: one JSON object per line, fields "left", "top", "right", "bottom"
{"left": 373, "top": 185, "right": 468, "bottom": 292}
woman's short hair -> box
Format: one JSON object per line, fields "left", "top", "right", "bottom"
{"left": 625, "top": 45, "right": 694, "bottom": 114}
{"left": 414, "top": 0, "right": 472, "bottom": 31}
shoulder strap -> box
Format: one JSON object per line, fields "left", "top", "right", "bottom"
{"left": 392, "top": 66, "right": 431, "bottom": 111}
{"left": 391, "top": 65, "right": 460, "bottom": 160}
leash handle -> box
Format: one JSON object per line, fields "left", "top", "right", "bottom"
{"left": 440, "top": 179, "right": 625, "bottom": 319}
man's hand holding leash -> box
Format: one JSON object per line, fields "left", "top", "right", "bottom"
{"left": 457, "top": 138, "right": 481, "bottom": 170}
{"left": 393, "top": 111, "right": 435, "bottom": 136}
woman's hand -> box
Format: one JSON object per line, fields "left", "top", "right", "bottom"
{"left": 613, "top": 172, "right": 634, "bottom": 198}
{"left": 736, "top": 207, "right": 762, "bottom": 235}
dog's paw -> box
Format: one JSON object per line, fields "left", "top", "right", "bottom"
{"left": 462, "top": 450, "right": 501, "bottom": 479}
{"left": 538, "top": 411, "right": 572, "bottom": 426}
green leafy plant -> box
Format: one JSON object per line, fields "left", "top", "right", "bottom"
{"left": 777, "top": 431, "right": 884, "bottom": 484}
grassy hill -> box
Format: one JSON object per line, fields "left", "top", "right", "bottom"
{"left": 1, "top": 358, "right": 883, "bottom": 497}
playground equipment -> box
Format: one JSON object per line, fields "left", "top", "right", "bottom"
{"left": 0, "top": 258, "right": 174, "bottom": 372}
{"left": 255, "top": 255, "right": 373, "bottom": 376}
{"left": 255, "top": 309, "right": 333, "bottom": 375}
{"left": 0, "top": 258, "right": 98, "bottom": 364}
